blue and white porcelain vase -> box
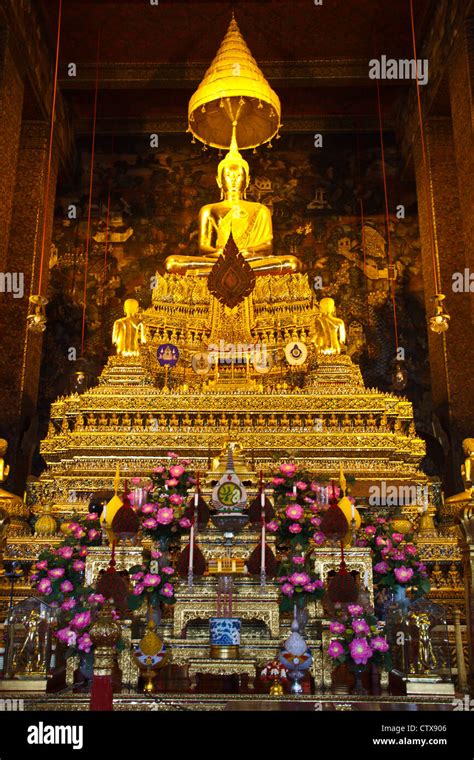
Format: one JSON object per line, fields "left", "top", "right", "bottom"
{"left": 209, "top": 617, "right": 241, "bottom": 659}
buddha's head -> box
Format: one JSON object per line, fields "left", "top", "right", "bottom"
{"left": 320, "top": 297, "right": 336, "bottom": 316}
{"left": 217, "top": 146, "right": 250, "bottom": 198}
{"left": 123, "top": 298, "right": 139, "bottom": 317}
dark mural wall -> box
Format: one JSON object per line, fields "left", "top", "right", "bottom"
{"left": 35, "top": 131, "right": 436, "bottom": 473}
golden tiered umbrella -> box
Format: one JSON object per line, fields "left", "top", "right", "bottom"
{"left": 188, "top": 15, "right": 281, "bottom": 150}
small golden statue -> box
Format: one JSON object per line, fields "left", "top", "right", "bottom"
{"left": 194, "top": 413, "right": 204, "bottom": 427}
{"left": 98, "top": 413, "right": 108, "bottom": 429}
{"left": 313, "top": 297, "right": 346, "bottom": 356}
{"left": 133, "top": 412, "right": 143, "bottom": 428}
{"left": 169, "top": 413, "right": 179, "bottom": 428}
{"left": 409, "top": 611, "right": 437, "bottom": 675}
{"left": 230, "top": 412, "right": 240, "bottom": 427}
{"left": 112, "top": 298, "right": 146, "bottom": 358}
{"left": 14, "top": 610, "right": 46, "bottom": 676}
{"left": 256, "top": 413, "right": 265, "bottom": 427}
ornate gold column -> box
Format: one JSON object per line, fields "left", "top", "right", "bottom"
{"left": 456, "top": 500, "right": 474, "bottom": 689}
{"left": 0, "top": 121, "right": 58, "bottom": 494}
{"left": 413, "top": 117, "right": 474, "bottom": 493}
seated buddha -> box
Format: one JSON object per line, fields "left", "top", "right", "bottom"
{"left": 164, "top": 139, "right": 302, "bottom": 277}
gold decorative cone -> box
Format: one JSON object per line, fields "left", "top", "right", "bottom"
{"left": 188, "top": 16, "right": 281, "bottom": 150}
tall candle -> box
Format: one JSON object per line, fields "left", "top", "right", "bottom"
{"left": 292, "top": 484, "right": 297, "bottom": 497}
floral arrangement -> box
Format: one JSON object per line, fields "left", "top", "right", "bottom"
{"left": 356, "top": 517, "right": 430, "bottom": 597}
{"left": 31, "top": 513, "right": 109, "bottom": 659}
{"left": 327, "top": 604, "right": 392, "bottom": 672}
{"left": 276, "top": 555, "right": 325, "bottom": 612}
{"left": 127, "top": 549, "right": 177, "bottom": 612}
{"left": 135, "top": 453, "right": 195, "bottom": 547}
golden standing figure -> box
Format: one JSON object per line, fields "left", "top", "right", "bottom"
{"left": 409, "top": 611, "right": 437, "bottom": 675}
{"left": 313, "top": 297, "right": 346, "bottom": 356}
{"left": 112, "top": 299, "right": 146, "bottom": 358}
{"left": 14, "top": 610, "right": 46, "bottom": 675}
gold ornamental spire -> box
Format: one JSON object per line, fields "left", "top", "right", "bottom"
{"left": 188, "top": 15, "right": 281, "bottom": 150}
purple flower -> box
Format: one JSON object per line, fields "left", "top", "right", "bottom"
{"left": 310, "top": 516, "right": 321, "bottom": 527}
{"left": 281, "top": 583, "right": 294, "bottom": 597}
{"left": 272, "top": 477, "right": 285, "bottom": 485}
{"left": 143, "top": 573, "right": 161, "bottom": 587}
{"left": 266, "top": 520, "right": 279, "bottom": 532}
{"left": 161, "top": 566, "right": 175, "bottom": 575}
{"left": 161, "top": 583, "right": 174, "bottom": 598}
{"left": 349, "top": 637, "right": 373, "bottom": 665}
{"left": 56, "top": 627, "right": 77, "bottom": 646}
{"left": 328, "top": 640, "right": 345, "bottom": 658}
{"left": 295, "top": 481, "right": 307, "bottom": 491}
{"left": 405, "top": 544, "right": 417, "bottom": 556}
{"left": 312, "top": 531, "right": 326, "bottom": 546}
{"left": 60, "top": 580, "right": 74, "bottom": 593}
{"left": 286, "top": 504, "right": 304, "bottom": 520}
{"left": 61, "top": 598, "right": 77, "bottom": 611}
{"left": 88, "top": 529, "right": 100, "bottom": 541}
{"left": 329, "top": 621, "right": 346, "bottom": 635}
{"left": 151, "top": 549, "right": 162, "bottom": 559}
{"left": 141, "top": 503, "right": 156, "bottom": 515}
{"left": 179, "top": 517, "right": 192, "bottom": 529}
{"left": 374, "top": 561, "right": 389, "bottom": 575}
{"left": 169, "top": 493, "right": 184, "bottom": 506}
{"left": 371, "top": 636, "right": 389, "bottom": 653}
{"left": 48, "top": 567, "right": 65, "bottom": 579}
{"left": 291, "top": 556, "right": 305, "bottom": 565}
{"left": 156, "top": 507, "right": 174, "bottom": 525}
{"left": 57, "top": 546, "right": 74, "bottom": 559}
{"left": 289, "top": 523, "right": 302, "bottom": 534}
{"left": 78, "top": 634, "right": 92, "bottom": 653}
{"left": 364, "top": 525, "right": 377, "bottom": 536}
{"left": 280, "top": 463, "right": 296, "bottom": 476}
{"left": 72, "top": 560, "right": 85, "bottom": 572}
{"left": 391, "top": 532, "right": 404, "bottom": 543}
{"left": 87, "top": 593, "right": 105, "bottom": 604}
{"left": 391, "top": 549, "right": 406, "bottom": 561}
{"left": 131, "top": 571, "right": 144, "bottom": 581}
{"left": 133, "top": 583, "right": 145, "bottom": 596}
{"left": 143, "top": 517, "right": 158, "bottom": 529}
{"left": 347, "top": 604, "right": 364, "bottom": 617}
{"left": 71, "top": 611, "right": 91, "bottom": 630}
{"left": 394, "top": 566, "right": 414, "bottom": 583}
{"left": 289, "top": 572, "right": 311, "bottom": 587}
{"left": 352, "top": 618, "right": 370, "bottom": 636}
{"left": 35, "top": 560, "right": 48, "bottom": 570}
{"left": 37, "top": 578, "right": 52, "bottom": 595}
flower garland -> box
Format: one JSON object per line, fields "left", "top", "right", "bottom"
{"left": 356, "top": 516, "right": 430, "bottom": 597}
{"left": 127, "top": 549, "right": 177, "bottom": 611}
{"left": 327, "top": 604, "right": 392, "bottom": 672}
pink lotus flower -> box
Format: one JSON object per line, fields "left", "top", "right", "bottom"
{"left": 87, "top": 593, "right": 105, "bottom": 604}
{"left": 86, "top": 513, "right": 99, "bottom": 522}
{"left": 169, "top": 493, "right": 184, "bottom": 506}
{"left": 374, "top": 561, "right": 389, "bottom": 574}
{"left": 35, "top": 560, "right": 48, "bottom": 570}
{"left": 131, "top": 477, "right": 142, "bottom": 485}
{"left": 57, "top": 546, "right": 74, "bottom": 559}
{"left": 328, "top": 640, "right": 345, "bottom": 658}
{"left": 281, "top": 583, "right": 294, "bottom": 597}
{"left": 329, "top": 621, "right": 346, "bottom": 634}
{"left": 72, "top": 560, "right": 85, "bottom": 572}
{"left": 165, "top": 478, "right": 178, "bottom": 487}
{"left": 376, "top": 517, "right": 387, "bottom": 524}
{"left": 169, "top": 465, "right": 185, "bottom": 478}
{"left": 376, "top": 536, "right": 388, "bottom": 547}
{"left": 71, "top": 611, "right": 91, "bottom": 629}
{"left": 143, "top": 518, "right": 158, "bottom": 529}
{"left": 304, "top": 583, "right": 317, "bottom": 592}
{"left": 167, "top": 452, "right": 178, "bottom": 459}
{"left": 131, "top": 572, "right": 144, "bottom": 581}
{"left": 161, "top": 583, "right": 174, "bottom": 598}
{"left": 347, "top": 604, "right": 364, "bottom": 616}
{"left": 349, "top": 637, "right": 373, "bottom": 665}
{"left": 296, "top": 481, "right": 307, "bottom": 491}
{"left": 266, "top": 520, "right": 279, "bottom": 532}
{"left": 78, "top": 633, "right": 92, "bottom": 653}
{"left": 405, "top": 544, "right": 417, "bottom": 556}
{"left": 162, "top": 567, "right": 175, "bottom": 575}
{"left": 291, "top": 556, "right": 305, "bottom": 565}
{"left": 415, "top": 562, "right": 427, "bottom": 575}
{"left": 37, "top": 578, "right": 52, "bottom": 595}
{"left": 48, "top": 567, "right": 65, "bottom": 579}
{"left": 289, "top": 523, "right": 302, "bottom": 534}
{"left": 156, "top": 507, "right": 174, "bottom": 525}
{"left": 179, "top": 517, "right": 191, "bottom": 528}
{"left": 78, "top": 547, "right": 88, "bottom": 557}
{"left": 60, "top": 580, "right": 74, "bottom": 593}
{"left": 394, "top": 566, "right": 414, "bottom": 583}
{"left": 371, "top": 636, "right": 389, "bottom": 652}
{"left": 289, "top": 572, "right": 311, "bottom": 587}
{"left": 391, "top": 532, "right": 404, "bottom": 543}
{"left": 88, "top": 529, "right": 100, "bottom": 541}
{"left": 151, "top": 549, "right": 162, "bottom": 559}
{"left": 286, "top": 504, "right": 304, "bottom": 520}
{"left": 279, "top": 463, "right": 296, "bottom": 476}
{"left": 310, "top": 516, "right": 321, "bottom": 527}
{"left": 272, "top": 477, "right": 285, "bottom": 486}
{"left": 61, "top": 598, "right": 77, "bottom": 611}
{"left": 312, "top": 531, "right": 326, "bottom": 546}
{"left": 153, "top": 465, "right": 165, "bottom": 474}
{"left": 72, "top": 528, "right": 85, "bottom": 539}
{"left": 133, "top": 583, "right": 145, "bottom": 596}
{"left": 364, "top": 526, "right": 377, "bottom": 536}
{"left": 352, "top": 618, "right": 370, "bottom": 636}
{"left": 56, "top": 627, "right": 77, "bottom": 646}
{"left": 143, "top": 573, "right": 161, "bottom": 587}
{"left": 391, "top": 549, "right": 406, "bottom": 561}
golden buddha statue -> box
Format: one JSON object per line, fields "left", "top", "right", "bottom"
{"left": 218, "top": 412, "right": 227, "bottom": 427}
{"left": 329, "top": 412, "right": 339, "bottom": 428}
{"left": 313, "top": 297, "right": 346, "bottom": 356}
{"left": 98, "top": 412, "right": 108, "bottom": 429}
{"left": 256, "top": 413, "right": 265, "bottom": 427}
{"left": 182, "top": 412, "right": 193, "bottom": 427}
{"left": 112, "top": 298, "right": 146, "bottom": 358}
{"left": 354, "top": 412, "right": 364, "bottom": 430}
{"left": 280, "top": 412, "right": 290, "bottom": 428}
{"left": 169, "top": 413, "right": 180, "bottom": 428}
{"left": 146, "top": 412, "right": 157, "bottom": 429}
{"left": 342, "top": 413, "right": 352, "bottom": 429}
{"left": 230, "top": 412, "right": 240, "bottom": 427}
{"left": 367, "top": 413, "right": 377, "bottom": 431}
{"left": 87, "top": 412, "right": 96, "bottom": 428}
{"left": 379, "top": 411, "right": 388, "bottom": 430}
{"left": 243, "top": 411, "right": 253, "bottom": 427}
{"left": 110, "top": 412, "right": 120, "bottom": 428}
{"left": 293, "top": 413, "right": 302, "bottom": 428}
{"left": 14, "top": 609, "right": 46, "bottom": 676}
{"left": 207, "top": 413, "right": 216, "bottom": 428}
{"left": 158, "top": 412, "right": 167, "bottom": 427}
{"left": 194, "top": 412, "right": 204, "bottom": 427}
{"left": 76, "top": 413, "right": 84, "bottom": 430}
{"left": 446, "top": 438, "right": 474, "bottom": 504}
{"left": 268, "top": 412, "right": 278, "bottom": 427}
{"left": 164, "top": 136, "right": 302, "bottom": 277}
{"left": 123, "top": 412, "right": 131, "bottom": 428}
{"left": 133, "top": 412, "right": 143, "bottom": 428}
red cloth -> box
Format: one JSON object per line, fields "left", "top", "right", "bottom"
{"left": 90, "top": 674, "right": 113, "bottom": 711}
